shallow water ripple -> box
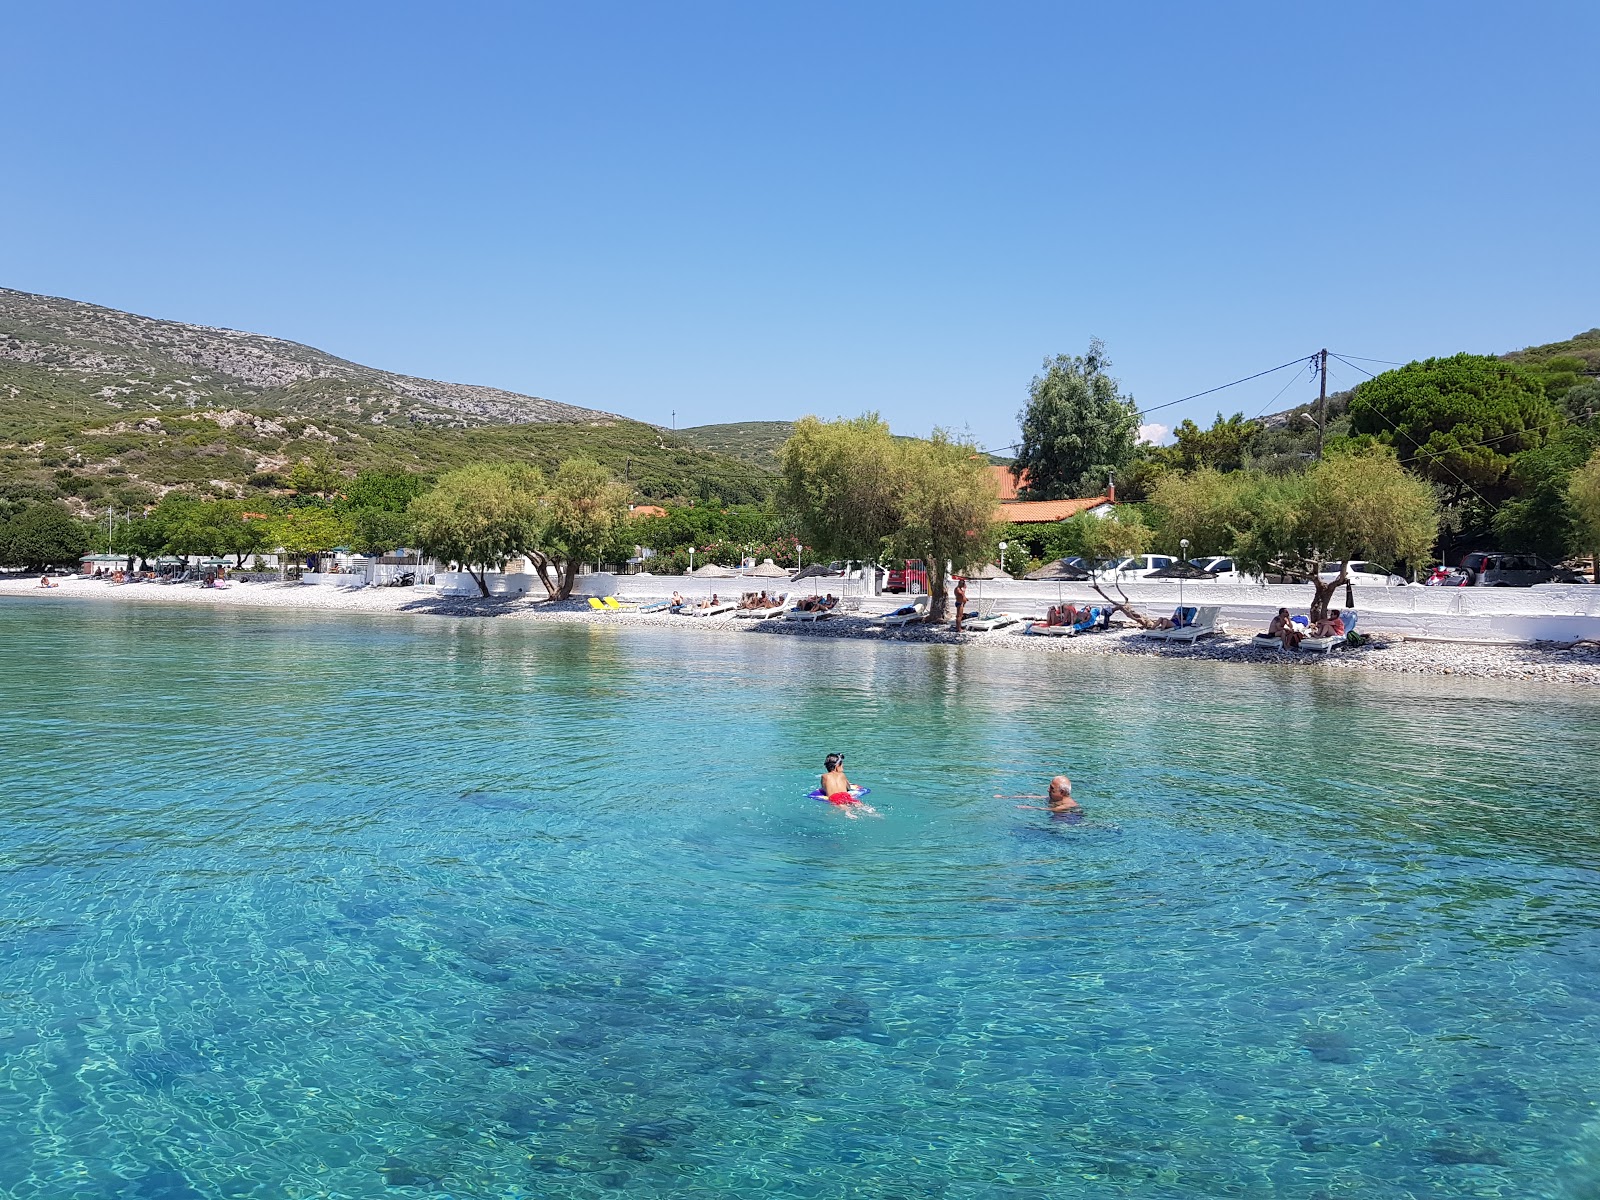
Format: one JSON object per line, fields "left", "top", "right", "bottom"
{"left": 2, "top": 601, "right": 1599, "bottom": 1198}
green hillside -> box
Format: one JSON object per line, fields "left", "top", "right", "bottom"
{"left": 675, "top": 421, "right": 795, "bottom": 469}
{"left": 0, "top": 288, "right": 776, "bottom": 511}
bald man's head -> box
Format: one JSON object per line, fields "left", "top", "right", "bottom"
{"left": 1048, "top": 775, "right": 1072, "bottom": 798}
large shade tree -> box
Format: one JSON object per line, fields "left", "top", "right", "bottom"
{"left": 0, "top": 503, "right": 88, "bottom": 570}
{"left": 1348, "top": 354, "right": 1557, "bottom": 502}
{"left": 409, "top": 464, "right": 547, "bottom": 597}
{"left": 778, "top": 415, "right": 999, "bottom": 621}
{"left": 1012, "top": 339, "right": 1140, "bottom": 500}
{"left": 531, "top": 458, "right": 629, "bottom": 600}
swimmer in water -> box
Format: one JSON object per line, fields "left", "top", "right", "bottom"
{"left": 997, "top": 775, "right": 1080, "bottom": 815}
{"left": 820, "top": 752, "right": 878, "bottom": 818}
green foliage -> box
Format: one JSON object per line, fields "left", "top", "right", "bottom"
{"left": 777, "top": 415, "right": 903, "bottom": 562}
{"left": 347, "top": 509, "right": 416, "bottom": 558}
{"left": 1561, "top": 380, "right": 1600, "bottom": 426}
{"left": 1492, "top": 428, "right": 1598, "bottom": 562}
{"left": 1567, "top": 449, "right": 1600, "bottom": 573}
{"left": 341, "top": 470, "right": 428, "bottom": 513}
{"left": 288, "top": 445, "right": 342, "bottom": 499}
{"left": 675, "top": 422, "right": 796, "bottom": 470}
{"left": 409, "top": 464, "right": 548, "bottom": 597}
{"left": 539, "top": 459, "right": 630, "bottom": 598}
{"left": 778, "top": 416, "right": 1000, "bottom": 619}
{"left": 1012, "top": 339, "right": 1138, "bottom": 500}
{"left": 1349, "top": 355, "right": 1558, "bottom": 499}
{"left": 265, "top": 507, "right": 351, "bottom": 563}
{"left": 1150, "top": 468, "right": 1254, "bottom": 558}
{"left": 1155, "top": 412, "right": 1262, "bottom": 474}
{"left": 0, "top": 503, "right": 88, "bottom": 570}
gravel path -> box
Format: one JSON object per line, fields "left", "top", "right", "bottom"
{"left": 8, "top": 577, "right": 1599, "bottom": 686}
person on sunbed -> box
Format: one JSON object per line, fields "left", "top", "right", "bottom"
{"left": 1312, "top": 609, "right": 1346, "bottom": 638}
{"left": 668, "top": 591, "right": 687, "bottom": 611}
{"left": 998, "top": 775, "right": 1081, "bottom": 816}
{"left": 38, "top": 575, "right": 58, "bottom": 588}
{"left": 820, "top": 593, "right": 838, "bottom": 610}
{"left": 820, "top": 752, "right": 877, "bottom": 818}
{"left": 1268, "top": 608, "right": 1303, "bottom": 649}
{"left": 1152, "top": 606, "right": 1195, "bottom": 630}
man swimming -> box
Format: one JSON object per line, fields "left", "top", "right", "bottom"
{"left": 820, "top": 752, "right": 878, "bottom": 818}
{"left": 997, "top": 775, "right": 1081, "bottom": 815}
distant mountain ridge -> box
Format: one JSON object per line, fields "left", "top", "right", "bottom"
{"left": 0, "top": 286, "right": 612, "bottom": 427}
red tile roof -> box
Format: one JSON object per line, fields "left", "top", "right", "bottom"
{"left": 998, "top": 495, "right": 1114, "bottom": 524}
{"left": 629, "top": 505, "right": 668, "bottom": 519}
{"left": 988, "top": 464, "right": 1025, "bottom": 501}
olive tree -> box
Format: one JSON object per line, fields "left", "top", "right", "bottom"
{"left": 1568, "top": 448, "right": 1600, "bottom": 584}
{"left": 890, "top": 432, "right": 1003, "bottom": 621}
{"left": 531, "top": 458, "right": 629, "bottom": 600}
{"left": 409, "top": 464, "right": 546, "bottom": 597}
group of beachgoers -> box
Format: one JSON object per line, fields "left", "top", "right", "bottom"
{"left": 1265, "top": 607, "right": 1348, "bottom": 649}
{"left": 820, "top": 752, "right": 1080, "bottom": 822}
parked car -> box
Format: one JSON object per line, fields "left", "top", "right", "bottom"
{"left": 1187, "top": 556, "right": 1248, "bottom": 581}
{"left": 1459, "top": 551, "right": 1584, "bottom": 587}
{"left": 885, "top": 559, "right": 929, "bottom": 594}
{"left": 1103, "top": 554, "right": 1178, "bottom": 580}
{"left": 1318, "top": 561, "right": 1409, "bottom": 587}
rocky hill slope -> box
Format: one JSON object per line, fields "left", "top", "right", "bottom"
{"left": 0, "top": 286, "right": 610, "bottom": 429}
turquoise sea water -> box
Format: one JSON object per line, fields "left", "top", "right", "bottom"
{"left": 3, "top": 600, "right": 1600, "bottom": 1199}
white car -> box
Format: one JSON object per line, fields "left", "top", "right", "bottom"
{"left": 1318, "top": 560, "right": 1409, "bottom": 587}
{"left": 1103, "top": 554, "right": 1178, "bottom": 580}
{"left": 1188, "top": 556, "right": 1249, "bottom": 582}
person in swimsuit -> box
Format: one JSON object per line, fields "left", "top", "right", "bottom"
{"left": 997, "top": 775, "right": 1080, "bottom": 815}
{"left": 819, "top": 752, "right": 878, "bottom": 818}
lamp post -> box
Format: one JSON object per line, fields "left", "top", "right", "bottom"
{"left": 1179, "top": 538, "right": 1190, "bottom": 611}
{"left": 998, "top": 540, "right": 1007, "bottom": 574}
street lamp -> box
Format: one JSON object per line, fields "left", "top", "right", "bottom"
{"left": 998, "top": 540, "right": 1008, "bottom": 574}
{"left": 1179, "top": 538, "right": 1190, "bottom": 612}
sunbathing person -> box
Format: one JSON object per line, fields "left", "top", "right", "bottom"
{"left": 1268, "top": 608, "right": 1304, "bottom": 649}
{"left": 1313, "top": 609, "right": 1347, "bottom": 638}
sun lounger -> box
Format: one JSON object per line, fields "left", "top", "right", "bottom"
{"left": 686, "top": 602, "right": 737, "bottom": 617}
{"left": 962, "top": 611, "right": 1021, "bottom": 632}
{"left": 1025, "top": 606, "right": 1106, "bottom": 637}
{"left": 587, "top": 597, "right": 608, "bottom": 611}
{"left": 1299, "top": 612, "right": 1358, "bottom": 653}
{"left": 736, "top": 594, "right": 788, "bottom": 619}
{"left": 601, "top": 596, "right": 638, "bottom": 611}
{"left": 1144, "top": 605, "right": 1222, "bottom": 643}
{"left": 638, "top": 600, "right": 673, "bottom": 613}
{"left": 870, "top": 596, "right": 929, "bottom": 627}
{"left": 785, "top": 606, "right": 833, "bottom": 622}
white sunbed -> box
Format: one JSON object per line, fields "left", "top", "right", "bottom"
{"left": 871, "top": 597, "right": 930, "bottom": 627}
{"left": 962, "top": 611, "right": 1021, "bottom": 632}
{"left": 1143, "top": 605, "right": 1223, "bottom": 644}
{"left": 1300, "top": 612, "right": 1358, "bottom": 653}
{"left": 785, "top": 603, "right": 840, "bottom": 622}
{"left": 685, "top": 602, "right": 737, "bottom": 618}
{"left": 735, "top": 595, "right": 788, "bottom": 619}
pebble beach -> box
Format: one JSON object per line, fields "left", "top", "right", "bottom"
{"left": 9, "top": 575, "right": 1600, "bottom": 686}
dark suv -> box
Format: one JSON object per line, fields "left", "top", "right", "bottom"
{"left": 1459, "top": 552, "right": 1582, "bottom": 587}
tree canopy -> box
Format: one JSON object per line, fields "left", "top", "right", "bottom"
{"left": 0, "top": 503, "right": 88, "bottom": 570}
{"left": 532, "top": 458, "right": 630, "bottom": 599}
{"left": 1568, "top": 449, "right": 1600, "bottom": 581}
{"left": 778, "top": 416, "right": 1000, "bottom": 619}
{"left": 1012, "top": 339, "right": 1140, "bottom": 500}
{"left": 409, "top": 464, "right": 547, "bottom": 597}
{"left": 1348, "top": 354, "right": 1557, "bottom": 500}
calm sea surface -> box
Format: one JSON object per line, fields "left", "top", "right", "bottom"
{"left": 3, "top": 599, "right": 1599, "bottom": 1199}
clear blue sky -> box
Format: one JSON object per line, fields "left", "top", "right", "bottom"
{"left": 4, "top": 2, "right": 1596, "bottom": 451}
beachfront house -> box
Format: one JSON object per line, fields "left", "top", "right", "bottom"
{"left": 990, "top": 465, "right": 1116, "bottom": 525}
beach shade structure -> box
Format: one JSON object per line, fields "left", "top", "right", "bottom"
{"left": 968, "top": 563, "right": 1013, "bottom": 580}
{"left": 792, "top": 563, "right": 842, "bottom": 581}
{"left": 1146, "top": 562, "right": 1219, "bottom": 580}
{"left": 1024, "top": 558, "right": 1091, "bottom": 581}
{"left": 691, "top": 563, "right": 737, "bottom": 577}
{"left": 747, "top": 558, "right": 791, "bottom": 578}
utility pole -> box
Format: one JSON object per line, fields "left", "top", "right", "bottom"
{"left": 1315, "top": 348, "right": 1329, "bottom": 460}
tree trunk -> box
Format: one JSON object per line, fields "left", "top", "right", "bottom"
{"left": 1308, "top": 564, "right": 1348, "bottom": 621}
{"left": 526, "top": 551, "right": 562, "bottom": 599}
{"left": 1091, "top": 576, "right": 1155, "bottom": 628}
{"left": 557, "top": 558, "right": 579, "bottom": 600}
{"left": 470, "top": 566, "right": 490, "bottom": 597}
{"left": 926, "top": 559, "right": 948, "bottom": 622}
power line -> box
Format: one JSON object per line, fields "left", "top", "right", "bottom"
{"left": 1136, "top": 355, "right": 1317, "bottom": 418}
{"left": 1330, "top": 351, "right": 1408, "bottom": 367}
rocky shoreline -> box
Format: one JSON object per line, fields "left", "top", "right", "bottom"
{"left": 7, "top": 577, "right": 1600, "bottom": 686}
